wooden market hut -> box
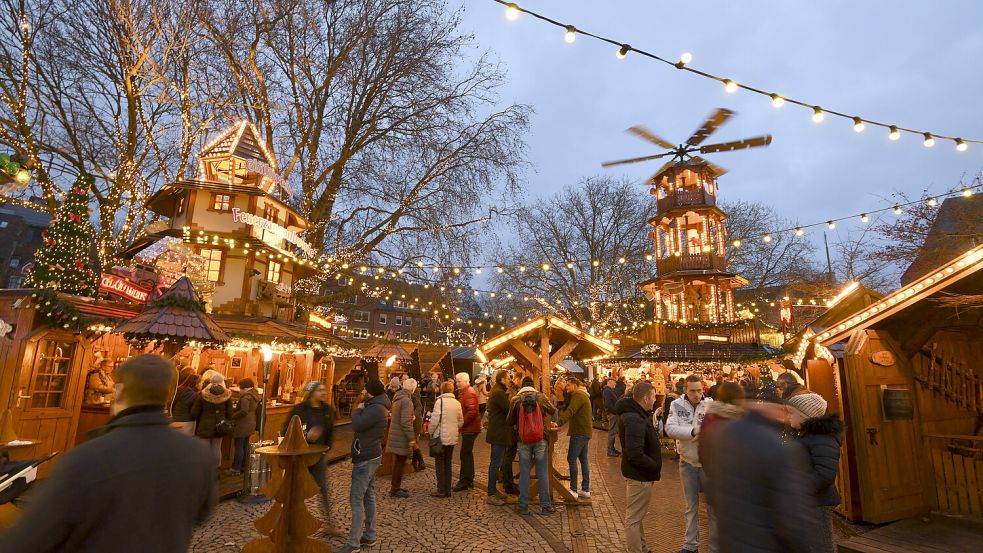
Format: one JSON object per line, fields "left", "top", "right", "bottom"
{"left": 413, "top": 344, "right": 453, "bottom": 380}
{"left": 803, "top": 244, "right": 983, "bottom": 523}
{"left": 360, "top": 337, "right": 413, "bottom": 384}
{"left": 450, "top": 346, "right": 481, "bottom": 379}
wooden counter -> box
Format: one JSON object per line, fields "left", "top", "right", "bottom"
{"left": 75, "top": 405, "right": 112, "bottom": 446}
{"left": 259, "top": 403, "right": 298, "bottom": 441}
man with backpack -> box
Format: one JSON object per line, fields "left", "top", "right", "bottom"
{"left": 506, "top": 376, "right": 556, "bottom": 515}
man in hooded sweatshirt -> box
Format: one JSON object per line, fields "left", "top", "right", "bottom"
{"left": 339, "top": 379, "right": 390, "bottom": 553}
{"left": 283, "top": 381, "right": 340, "bottom": 537}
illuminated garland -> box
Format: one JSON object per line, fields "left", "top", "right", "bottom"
{"left": 29, "top": 290, "right": 118, "bottom": 332}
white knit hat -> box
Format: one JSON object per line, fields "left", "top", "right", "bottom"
{"left": 788, "top": 393, "right": 828, "bottom": 419}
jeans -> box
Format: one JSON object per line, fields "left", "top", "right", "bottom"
{"left": 232, "top": 437, "right": 250, "bottom": 472}
{"left": 680, "top": 460, "right": 718, "bottom": 553}
{"left": 458, "top": 433, "right": 478, "bottom": 485}
{"left": 607, "top": 414, "right": 620, "bottom": 454}
{"left": 346, "top": 456, "right": 382, "bottom": 548}
{"left": 517, "top": 439, "right": 551, "bottom": 509}
{"left": 567, "top": 435, "right": 590, "bottom": 493}
{"left": 625, "top": 479, "right": 654, "bottom": 553}
{"left": 435, "top": 445, "right": 455, "bottom": 494}
{"left": 487, "top": 444, "right": 507, "bottom": 496}
{"left": 503, "top": 442, "right": 517, "bottom": 489}
{"left": 309, "top": 454, "right": 334, "bottom": 523}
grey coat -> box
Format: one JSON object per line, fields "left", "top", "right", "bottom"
{"left": 232, "top": 388, "right": 260, "bottom": 438}
{"left": 387, "top": 389, "right": 416, "bottom": 456}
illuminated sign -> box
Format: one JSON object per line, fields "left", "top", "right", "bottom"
{"left": 697, "top": 334, "right": 729, "bottom": 343}
{"left": 244, "top": 158, "right": 293, "bottom": 196}
{"left": 308, "top": 312, "right": 333, "bottom": 330}
{"left": 231, "top": 208, "right": 316, "bottom": 258}
{"left": 100, "top": 274, "right": 151, "bottom": 304}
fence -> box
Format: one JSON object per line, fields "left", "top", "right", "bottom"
{"left": 923, "top": 433, "right": 983, "bottom": 517}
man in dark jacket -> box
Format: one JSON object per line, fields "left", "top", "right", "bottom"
{"left": 341, "top": 379, "right": 390, "bottom": 553}
{"left": 283, "top": 381, "right": 339, "bottom": 536}
{"left": 0, "top": 354, "right": 215, "bottom": 553}
{"left": 701, "top": 406, "right": 818, "bottom": 553}
{"left": 484, "top": 369, "right": 512, "bottom": 505}
{"left": 454, "top": 372, "right": 481, "bottom": 491}
{"left": 615, "top": 381, "right": 662, "bottom": 553}
{"left": 588, "top": 378, "right": 603, "bottom": 421}
{"left": 602, "top": 378, "right": 621, "bottom": 456}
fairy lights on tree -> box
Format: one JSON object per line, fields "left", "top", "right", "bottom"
{"left": 25, "top": 175, "right": 97, "bottom": 295}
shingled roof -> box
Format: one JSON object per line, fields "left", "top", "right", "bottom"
{"left": 115, "top": 277, "right": 231, "bottom": 343}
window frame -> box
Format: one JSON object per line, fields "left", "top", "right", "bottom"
{"left": 29, "top": 340, "right": 77, "bottom": 409}
{"left": 378, "top": 313, "right": 387, "bottom": 325}
{"left": 351, "top": 328, "right": 370, "bottom": 339}
{"left": 211, "top": 193, "right": 233, "bottom": 212}
{"left": 266, "top": 259, "right": 282, "bottom": 283}
{"left": 198, "top": 248, "right": 224, "bottom": 283}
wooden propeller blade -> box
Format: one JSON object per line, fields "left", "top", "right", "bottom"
{"left": 601, "top": 152, "right": 673, "bottom": 168}
{"left": 690, "top": 155, "right": 728, "bottom": 177}
{"left": 698, "top": 135, "right": 773, "bottom": 154}
{"left": 626, "top": 126, "right": 676, "bottom": 149}
{"left": 685, "top": 108, "right": 735, "bottom": 147}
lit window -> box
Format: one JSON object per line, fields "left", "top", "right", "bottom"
{"left": 393, "top": 300, "right": 407, "bottom": 309}
{"left": 351, "top": 328, "right": 369, "bottom": 339}
{"left": 212, "top": 194, "right": 232, "bottom": 211}
{"left": 30, "top": 341, "right": 76, "bottom": 408}
{"left": 378, "top": 314, "right": 387, "bottom": 325}
{"left": 199, "top": 248, "right": 223, "bottom": 282}
{"left": 266, "top": 260, "right": 281, "bottom": 283}
{"left": 0, "top": 221, "right": 8, "bottom": 228}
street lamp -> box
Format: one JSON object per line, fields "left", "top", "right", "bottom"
{"left": 259, "top": 345, "right": 273, "bottom": 440}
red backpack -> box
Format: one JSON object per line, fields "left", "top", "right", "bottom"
{"left": 518, "top": 393, "right": 545, "bottom": 444}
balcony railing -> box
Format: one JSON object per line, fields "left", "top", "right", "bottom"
{"left": 656, "top": 252, "right": 727, "bottom": 274}
{"left": 655, "top": 188, "right": 715, "bottom": 213}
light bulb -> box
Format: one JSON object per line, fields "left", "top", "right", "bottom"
{"left": 888, "top": 126, "right": 901, "bottom": 141}
{"left": 541, "top": 263, "right": 550, "bottom": 271}
{"left": 732, "top": 239, "right": 742, "bottom": 248}
{"left": 923, "top": 133, "right": 935, "bottom": 148}
{"left": 15, "top": 169, "right": 31, "bottom": 184}
{"left": 794, "top": 227, "right": 804, "bottom": 236}
{"left": 827, "top": 221, "right": 836, "bottom": 229}
{"left": 927, "top": 197, "right": 937, "bottom": 207}
{"left": 812, "top": 106, "right": 825, "bottom": 123}
{"left": 962, "top": 188, "right": 973, "bottom": 197}
{"left": 566, "top": 261, "right": 574, "bottom": 268}
{"left": 762, "top": 234, "right": 772, "bottom": 243}
{"left": 860, "top": 213, "right": 869, "bottom": 223}
{"left": 955, "top": 138, "right": 968, "bottom": 152}
{"left": 893, "top": 206, "right": 902, "bottom": 215}
{"left": 505, "top": 4, "right": 519, "bottom": 20}
{"left": 592, "top": 260, "right": 600, "bottom": 267}
{"left": 496, "top": 267, "right": 503, "bottom": 273}
{"left": 618, "top": 257, "right": 626, "bottom": 264}
{"left": 679, "top": 52, "right": 693, "bottom": 65}
{"left": 852, "top": 117, "right": 865, "bottom": 132}
{"left": 723, "top": 79, "right": 738, "bottom": 93}
{"left": 617, "top": 44, "right": 631, "bottom": 59}
{"left": 564, "top": 26, "right": 576, "bottom": 43}
{"left": 770, "top": 94, "right": 784, "bottom": 108}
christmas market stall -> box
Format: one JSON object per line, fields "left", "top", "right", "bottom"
{"left": 802, "top": 244, "right": 983, "bottom": 524}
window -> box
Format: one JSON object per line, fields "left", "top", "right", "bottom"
{"left": 332, "top": 324, "right": 347, "bottom": 336}
{"left": 347, "top": 295, "right": 358, "bottom": 304}
{"left": 354, "top": 311, "right": 370, "bottom": 322}
{"left": 30, "top": 341, "right": 76, "bottom": 408}
{"left": 9, "top": 257, "right": 19, "bottom": 268}
{"left": 266, "top": 260, "right": 282, "bottom": 283}
{"left": 175, "top": 192, "right": 185, "bottom": 216}
{"left": 0, "top": 221, "right": 7, "bottom": 228}
{"left": 262, "top": 204, "right": 280, "bottom": 246}
{"left": 405, "top": 316, "right": 412, "bottom": 327}
{"left": 212, "top": 193, "right": 232, "bottom": 212}
{"left": 8, "top": 275, "right": 23, "bottom": 288}
{"left": 395, "top": 315, "right": 403, "bottom": 326}
{"left": 393, "top": 300, "right": 407, "bottom": 309}
{"left": 199, "top": 248, "right": 223, "bottom": 282}
{"left": 378, "top": 314, "right": 387, "bottom": 325}
{"left": 351, "top": 328, "right": 370, "bottom": 339}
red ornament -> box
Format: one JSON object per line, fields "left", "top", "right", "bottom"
{"left": 74, "top": 260, "right": 85, "bottom": 270}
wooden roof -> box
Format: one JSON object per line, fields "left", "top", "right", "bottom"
{"left": 361, "top": 336, "right": 414, "bottom": 361}
{"left": 818, "top": 244, "right": 983, "bottom": 346}
{"left": 478, "top": 315, "right": 617, "bottom": 363}
{"left": 210, "top": 314, "right": 356, "bottom": 351}
{"left": 115, "top": 277, "right": 231, "bottom": 342}
{"left": 414, "top": 345, "right": 453, "bottom": 374}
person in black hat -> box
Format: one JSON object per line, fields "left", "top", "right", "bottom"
{"left": 282, "top": 381, "right": 339, "bottom": 536}
{"left": 339, "top": 379, "right": 390, "bottom": 553}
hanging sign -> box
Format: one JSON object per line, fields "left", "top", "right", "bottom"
{"left": 244, "top": 159, "right": 294, "bottom": 196}
{"left": 99, "top": 273, "right": 151, "bottom": 304}
{"left": 0, "top": 318, "right": 13, "bottom": 338}
{"left": 231, "top": 208, "right": 316, "bottom": 258}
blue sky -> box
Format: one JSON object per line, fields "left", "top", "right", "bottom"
{"left": 460, "top": 0, "right": 983, "bottom": 234}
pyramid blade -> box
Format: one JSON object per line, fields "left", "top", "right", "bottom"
{"left": 601, "top": 152, "right": 673, "bottom": 168}
{"left": 627, "top": 126, "right": 676, "bottom": 149}
{"left": 685, "top": 108, "right": 735, "bottom": 147}
{"left": 690, "top": 156, "right": 727, "bottom": 177}
{"left": 699, "top": 135, "right": 772, "bottom": 154}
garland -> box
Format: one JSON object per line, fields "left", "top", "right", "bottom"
{"left": 29, "top": 290, "right": 118, "bottom": 332}
{"left": 151, "top": 293, "right": 205, "bottom": 312}
{"left": 226, "top": 331, "right": 361, "bottom": 357}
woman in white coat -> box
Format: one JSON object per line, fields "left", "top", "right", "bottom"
{"left": 429, "top": 381, "right": 463, "bottom": 498}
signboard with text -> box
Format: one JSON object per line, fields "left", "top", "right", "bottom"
{"left": 231, "top": 207, "right": 316, "bottom": 258}
{"left": 99, "top": 273, "right": 151, "bottom": 304}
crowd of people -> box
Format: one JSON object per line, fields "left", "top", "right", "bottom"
{"left": 0, "top": 353, "right": 846, "bottom": 553}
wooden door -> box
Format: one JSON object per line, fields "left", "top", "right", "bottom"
{"left": 11, "top": 335, "right": 86, "bottom": 469}
{"left": 842, "top": 330, "right": 929, "bottom": 522}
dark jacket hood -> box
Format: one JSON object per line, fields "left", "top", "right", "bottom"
{"left": 800, "top": 414, "right": 845, "bottom": 437}
{"left": 367, "top": 392, "right": 391, "bottom": 410}
{"left": 202, "top": 384, "right": 231, "bottom": 403}
{"left": 614, "top": 396, "right": 649, "bottom": 417}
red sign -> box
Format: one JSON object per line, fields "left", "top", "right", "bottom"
{"left": 99, "top": 273, "right": 150, "bottom": 304}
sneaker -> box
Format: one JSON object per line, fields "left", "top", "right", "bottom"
{"left": 515, "top": 505, "right": 531, "bottom": 515}
{"left": 485, "top": 495, "right": 506, "bottom": 506}
{"left": 578, "top": 490, "right": 591, "bottom": 499}
{"left": 389, "top": 489, "right": 409, "bottom": 498}
{"left": 540, "top": 505, "right": 557, "bottom": 514}
{"left": 359, "top": 536, "right": 378, "bottom": 547}
{"left": 569, "top": 488, "right": 578, "bottom": 498}
{"left": 336, "top": 546, "right": 361, "bottom": 553}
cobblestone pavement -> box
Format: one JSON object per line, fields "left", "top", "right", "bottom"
{"left": 191, "top": 426, "right": 713, "bottom": 553}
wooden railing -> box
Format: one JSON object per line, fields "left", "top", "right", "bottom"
{"left": 656, "top": 188, "right": 715, "bottom": 212}
{"left": 923, "top": 433, "right": 983, "bottom": 517}
{"left": 656, "top": 252, "right": 727, "bottom": 274}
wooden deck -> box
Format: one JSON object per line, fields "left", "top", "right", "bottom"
{"left": 838, "top": 514, "right": 983, "bottom": 553}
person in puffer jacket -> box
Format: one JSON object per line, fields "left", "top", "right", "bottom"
{"left": 790, "top": 393, "right": 844, "bottom": 553}
{"left": 190, "top": 374, "right": 232, "bottom": 469}
{"left": 665, "top": 374, "right": 716, "bottom": 553}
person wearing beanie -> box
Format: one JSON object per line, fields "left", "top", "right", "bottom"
{"left": 282, "top": 380, "right": 339, "bottom": 536}
{"left": 190, "top": 372, "right": 233, "bottom": 468}
{"left": 230, "top": 378, "right": 260, "bottom": 475}
{"left": 340, "top": 379, "right": 390, "bottom": 553}
{"left": 794, "top": 393, "right": 844, "bottom": 553}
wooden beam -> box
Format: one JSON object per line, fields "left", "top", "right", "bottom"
{"left": 548, "top": 339, "right": 580, "bottom": 369}
{"left": 540, "top": 328, "right": 550, "bottom": 395}
{"left": 505, "top": 347, "right": 535, "bottom": 374}
{"left": 508, "top": 339, "right": 542, "bottom": 370}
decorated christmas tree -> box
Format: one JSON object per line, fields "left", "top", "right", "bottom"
{"left": 25, "top": 175, "right": 98, "bottom": 295}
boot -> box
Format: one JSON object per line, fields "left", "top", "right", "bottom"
{"left": 319, "top": 520, "right": 343, "bottom": 537}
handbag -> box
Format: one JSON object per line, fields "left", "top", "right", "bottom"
{"left": 214, "top": 403, "right": 235, "bottom": 436}
{"left": 427, "top": 397, "right": 444, "bottom": 457}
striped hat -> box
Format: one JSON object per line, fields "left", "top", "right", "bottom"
{"left": 788, "top": 392, "right": 828, "bottom": 419}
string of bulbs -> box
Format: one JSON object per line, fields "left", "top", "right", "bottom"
{"left": 494, "top": 0, "right": 980, "bottom": 150}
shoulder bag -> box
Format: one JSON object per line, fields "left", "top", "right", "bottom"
{"left": 427, "top": 397, "right": 444, "bottom": 457}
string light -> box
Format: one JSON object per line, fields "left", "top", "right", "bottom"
{"left": 770, "top": 94, "right": 785, "bottom": 108}
{"left": 893, "top": 205, "right": 903, "bottom": 215}
{"left": 732, "top": 239, "right": 742, "bottom": 248}
{"left": 564, "top": 25, "right": 576, "bottom": 43}
{"left": 723, "top": 79, "right": 738, "bottom": 93}
{"left": 923, "top": 133, "right": 935, "bottom": 148}
{"left": 678, "top": 51, "right": 693, "bottom": 66}
{"left": 889, "top": 126, "right": 901, "bottom": 141}
{"left": 504, "top": 3, "right": 519, "bottom": 20}
{"left": 794, "top": 227, "right": 804, "bottom": 236}
{"left": 927, "top": 197, "right": 937, "bottom": 207}
{"left": 955, "top": 138, "right": 968, "bottom": 152}
{"left": 860, "top": 213, "right": 869, "bottom": 223}
{"left": 851, "top": 117, "right": 865, "bottom": 132}
{"left": 826, "top": 221, "right": 836, "bottom": 230}
{"left": 812, "top": 107, "right": 825, "bottom": 123}
{"left": 962, "top": 188, "right": 973, "bottom": 197}
{"left": 617, "top": 44, "right": 631, "bottom": 59}
{"left": 762, "top": 234, "right": 772, "bottom": 243}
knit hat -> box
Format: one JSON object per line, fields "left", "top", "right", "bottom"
{"left": 302, "top": 381, "right": 322, "bottom": 401}
{"left": 365, "top": 379, "right": 385, "bottom": 397}
{"left": 210, "top": 373, "right": 225, "bottom": 384}
{"left": 788, "top": 392, "right": 828, "bottom": 419}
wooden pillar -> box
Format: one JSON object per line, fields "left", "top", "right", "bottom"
{"left": 539, "top": 328, "right": 550, "bottom": 394}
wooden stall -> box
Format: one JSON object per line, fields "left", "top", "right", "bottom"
{"left": 805, "top": 244, "right": 983, "bottom": 523}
